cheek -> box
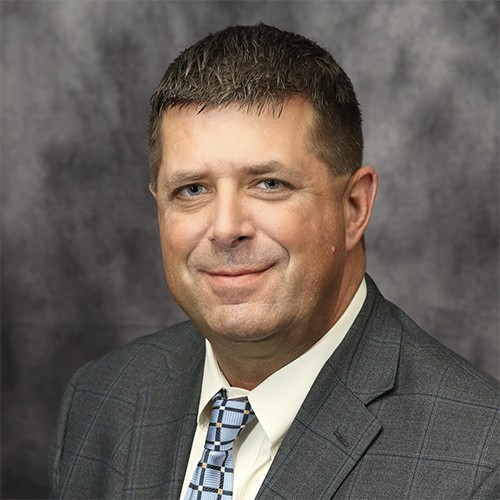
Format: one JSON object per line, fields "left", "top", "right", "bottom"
{"left": 159, "top": 212, "right": 206, "bottom": 262}
{"left": 257, "top": 205, "right": 310, "bottom": 247}
{"left": 260, "top": 204, "right": 343, "bottom": 254}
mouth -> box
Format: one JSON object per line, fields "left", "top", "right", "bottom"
{"left": 203, "top": 265, "right": 273, "bottom": 288}
{"left": 206, "top": 267, "right": 271, "bottom": 277}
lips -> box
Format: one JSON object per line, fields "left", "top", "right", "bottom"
{"left": 202, "top": 265, "right": 273, "bottom": 289}
{"left": 205, "top": 267, "right": 270, "bottom": 277}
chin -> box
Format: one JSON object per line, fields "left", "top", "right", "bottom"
{"left": 197, "top": 306, "right": 284, "bottom": 344}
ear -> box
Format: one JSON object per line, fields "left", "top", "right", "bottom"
{"left": 149, "top": 183, "right": 158, "bottom": 200}
{"left": 343, "top": 166, "right": 378, "bottom": 252}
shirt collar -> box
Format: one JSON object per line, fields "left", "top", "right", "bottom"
{"left": 197, "top": 278, "right": 367, "bottom": 444}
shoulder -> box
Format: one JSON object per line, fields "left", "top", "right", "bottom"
{"left": 49, "top": 322, "right": 205, "bottom": 496}
{"left": 362, "top": 283, "right": 499, "bottom": 493}
{"left": 390, "top": 301, "right": 499, "bottom": 402}
{"left": 362, "top": 275, "right": 498, "bottom": 400}
{"left": 68, "top": 320, "right": 205, "bottom": 402}
{"left": 382, "top": 299, "right": 499, "bottom": 464}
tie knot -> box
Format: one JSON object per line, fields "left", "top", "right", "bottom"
{"left": 205, "top": 390, "right": 255, "bottom": 451}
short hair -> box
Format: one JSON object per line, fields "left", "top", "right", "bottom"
{"left": 148, "top": 23, "right": 363, "bottom": 191}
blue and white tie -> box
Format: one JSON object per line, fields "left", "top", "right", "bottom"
{"left": 185, "top": 390, "right": 255, "bottom": 499}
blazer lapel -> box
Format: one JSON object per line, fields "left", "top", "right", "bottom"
{"left": 123, "top": 335, "right": 205, "bottom": 499}
{"left": 257, "top": 275, "right": 402, "bottom": 499}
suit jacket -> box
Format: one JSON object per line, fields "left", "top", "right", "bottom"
{"left": 49, "top": 276, "right": 500, "bottom": 499}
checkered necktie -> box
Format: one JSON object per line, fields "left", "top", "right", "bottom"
{"left": 185, "top": 390, "right": 255, "bottom": 500}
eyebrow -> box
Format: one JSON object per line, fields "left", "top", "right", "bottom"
{"left": 164, "top": 161, "right": 295, "bottom": 188}
{"left": 243, "top": 161, "right": 295, "bottom": 177}
{"left": 165, "top": 171, "right": 206, "bottom": 187}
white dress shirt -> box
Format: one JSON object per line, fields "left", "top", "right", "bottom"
{"left": 180, "top": 279, "right": 367, "bottom": 500}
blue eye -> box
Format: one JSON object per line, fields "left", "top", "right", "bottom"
{"left": 179, "top": 184, "right": 206, "bottom": 197}
{"left": 258, "top": 179, "right": 283, "bottom": 190}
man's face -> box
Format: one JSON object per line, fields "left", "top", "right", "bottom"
{"left": 153, "top": 98, "right": 353, "bottom": 353}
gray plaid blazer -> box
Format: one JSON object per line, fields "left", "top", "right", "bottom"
{"left": 49, "top": 276, "right": 500, "bottom": 498}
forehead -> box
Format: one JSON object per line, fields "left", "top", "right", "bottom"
{"left": 159, "top": 98, "right": 319, "bottom": 169}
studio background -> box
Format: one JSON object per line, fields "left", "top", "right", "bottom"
{"left": 2, "top": 1, "right": 498, "bottom": 498}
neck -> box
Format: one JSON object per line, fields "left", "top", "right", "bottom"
{"left": 212, "top": 341, "right": 312, "bottom": 390}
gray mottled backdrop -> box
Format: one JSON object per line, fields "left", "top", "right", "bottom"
{"left": 2, "top": 1, "right": 498, "bottom": 497}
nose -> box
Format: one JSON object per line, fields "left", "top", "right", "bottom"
{"left": 209, "top": 187, "right": 254, "bottom": 248}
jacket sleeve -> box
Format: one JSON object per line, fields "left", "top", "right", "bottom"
{"left": 48, "top": 363, "right": 89, "bottom": 498}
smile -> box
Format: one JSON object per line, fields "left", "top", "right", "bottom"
{"left": 203, "top": 266, "right": 273, "bottom": 288}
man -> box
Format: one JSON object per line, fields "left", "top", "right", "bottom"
{"left": 50, "top": 24, "right": 499, "bottom": 499}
